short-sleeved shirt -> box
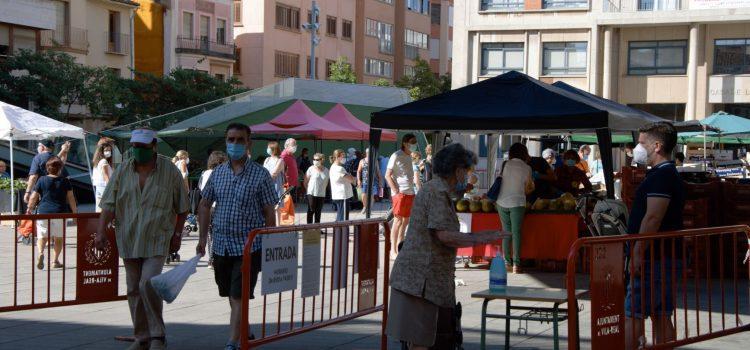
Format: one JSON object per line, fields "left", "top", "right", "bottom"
{"left": 627, "top": 161, "right": 684, "bottom": 258}
{"left": 100, "top": 155, "right": 190, "bottom": 259}
{"left": 280, "top": 150, "right": 299, "bottom": 187}
{"left": 33, "top": 176, "right": 72, "bottom": 214}
{"left": 389, "top": 177, "right": 460, "bottom": 308}
{"left": 497, "top": 158, "right": 532, "bottom": 208}
{"left": 528, "top": 157, "right": 556, "bottom": 199}
{"left": 306, "top": 166, "right": 329, "bottom": 197}
{"left": 92, "top": 158, "right": 112, "bottom": 188}
{"left": 201, "top": 158, "right": 278, "bottom": 256}
{"left": 554, "top": 166, "right": 591, "bottom": 196}
{"left": 329, "top": 163, "right": 353, "bottom": 200}
{"left": 29, "top": 151, "right": 68, "bottom": 177}
{"left": 387, "top": 150, "right": 415, "bottom": 195}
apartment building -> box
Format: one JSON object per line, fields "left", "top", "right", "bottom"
{"left": 453, "top": 0, "right": 750, "bottom": 121}
{"left": 429, "top": 0, "right": 453, "bottom": 76}
{"left": 233, "top": 0, "right": 434, "bottom": 89}
{"left": 1, "top": 0, "right": 138, "bottom": 78}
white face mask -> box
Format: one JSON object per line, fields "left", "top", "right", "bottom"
{"left": 408, "top": 144, "right": 418, "bottom": 153}
{"left": 103, "top": 151, "right": 112, "bottom": 158}
{"left": 185, "top": 158, "right": 190, "bottom": 165}
{"left": 633, "top": 144, "right": 649, "bottom": 165}
{"left": 313, "top": 160, "right": 322, "bottom": 167}
{"left": 290, "top": 146, "right": 297, "bottom": 154}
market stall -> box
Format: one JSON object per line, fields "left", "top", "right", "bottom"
{"left": 366, "top": 71, "right": 663, "bottom": 263}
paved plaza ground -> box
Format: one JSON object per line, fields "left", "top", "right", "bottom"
{"left": 1, "top": 201, "right": 749, "bottom": 349}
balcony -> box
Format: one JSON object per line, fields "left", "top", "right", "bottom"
{"left": 40, "top": 25, "right": 88, "bottom": 53}
{"left": 175, "top": 36, "right": 236, "bottom": 60}
{"left": 105, "top": 32, "right": 130, "bottom": 55}
{"left": 604, "top": 0, "right": 685, "bottom": 12}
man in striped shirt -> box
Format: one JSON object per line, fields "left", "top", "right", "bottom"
{"left": 96, "top": 128, "right": 189, "bottom": 350}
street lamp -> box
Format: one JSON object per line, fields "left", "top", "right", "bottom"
{"left": 302, "top": 1, "right": 320, "bottom": 80}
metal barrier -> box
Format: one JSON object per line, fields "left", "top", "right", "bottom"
{"left": 0, "top": 213, "right": 124, "bottom": 312}
{"left": 565, "top": 225, "right": 750, "bottom": 349}
{"left": 239, "top": 218, "right": 390, "bottom": 350}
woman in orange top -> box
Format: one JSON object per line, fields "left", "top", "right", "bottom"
{"left": 576, "top": 145, "right": 591, "bottom": 177}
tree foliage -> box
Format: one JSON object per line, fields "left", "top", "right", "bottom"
{"left": 327, "top": 56, "right": 356, "bottom": 83}
{"left": 372, "top": 78, "right": 392, "bottom": 87}
{"left": 395, "top": 57, "right": 451, "bottom": 100}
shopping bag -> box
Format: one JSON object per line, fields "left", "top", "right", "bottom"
{"left": 280, "top": 194, "right": 295, "bottom": 225}
{"left": 150, "top": 255, "right": 201, "bottom": 303}
{"left": 18, "top": 220, "right": 33, "bottom": 238}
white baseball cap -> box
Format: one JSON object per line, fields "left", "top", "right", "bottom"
{"left": 542, "top": 148, "right": 555, "bottom": 159}
{"left": 130, "top": 129, "right": 156, "bottom": 144}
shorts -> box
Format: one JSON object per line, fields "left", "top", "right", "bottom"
{"left": 213, "top": 250, "right": 262, "bottom": 299}
{"left": 625, "top": 259, "right": 680, "bottom": 319}
{"left": 36, "top": 219, "right": 66, "bottom": 239}
{"left": 392, "top": 193, "right": 415, "bottom": 218}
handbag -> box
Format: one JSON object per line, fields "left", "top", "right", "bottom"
{"left": 486, "top": 162, "right": 507, "bottom": 202}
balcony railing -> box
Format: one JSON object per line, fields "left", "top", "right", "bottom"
{"left": 40, "top": 25, "right": 88, "bottom": 52}
{"left": 480, "top": 0, "right": 525, "bottom": 11}
{"left": 543, "top": 0, "right": 589, "bottom": 9}
{"left": 604, "top": 0, "right": 685, "bottom": 12}
{"left": 405, "top": 45, "right": 420, "bottom": 60}
{"left": 105, "top": 32, "right": 130, "bottom": 55}
{"left": 175, "top": 36, "right": 236, "bottom": 60}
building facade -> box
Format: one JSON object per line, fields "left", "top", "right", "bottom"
{"left": 429, "top": 0, "right": 453, "bottom": 76}
{"left": 453, "top": 0, "right": 750, "bottom": 121}
{"left": 234, "top": 0, "right": 438, "bottom": 89}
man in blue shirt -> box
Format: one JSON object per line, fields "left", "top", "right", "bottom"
{"left": 24, "top": 139, "right": 71, "bottom": 204}
{"left": 197, "top": 123, "right": 278, "bottom": 350}
{"left": 624, "top": 121, "right": 684, "bottom": 349}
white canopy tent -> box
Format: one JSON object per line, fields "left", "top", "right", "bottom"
{"left": 0, "top": 101, "right": 90, "bottom": 213}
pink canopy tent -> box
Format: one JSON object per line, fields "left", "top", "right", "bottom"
{"left": 251, "top": 100, "right": 363, "bottom": 140}
{"left": 321, "top": 103, "right": 397, "bottom": 142}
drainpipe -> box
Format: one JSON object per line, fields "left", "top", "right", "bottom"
{"left": 130, "top": 9, "right": 135, "bottom": 78}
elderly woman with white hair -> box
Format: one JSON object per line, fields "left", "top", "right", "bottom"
{"left": 387, "top": 143, "right": 504, "bottom": 349}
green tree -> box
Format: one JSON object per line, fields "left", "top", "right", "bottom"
{"left": 372, "top": 78, "right": 392, "bottom": 87}
{"left": 327, "top": 56, "right": 356, "bottom": 83}
{"left": 395, "top": 57, "right": 451, "bottom": 100}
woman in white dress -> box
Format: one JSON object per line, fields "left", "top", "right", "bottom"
{"left": 91, "top": 142, "right": 113, "bottom": 212}
{"left": 172, "top": 150, "right": 190, "bottom": 190}
{"left": 263, "top": 141, "right": 286, "bottom": 224}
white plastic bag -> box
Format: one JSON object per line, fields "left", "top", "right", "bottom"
{"left": 151, "top": 255, "right": 201, "bottom": 303}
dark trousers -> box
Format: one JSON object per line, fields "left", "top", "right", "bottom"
{"left": 307, "top": 195, "right": 325, "bottom": 224}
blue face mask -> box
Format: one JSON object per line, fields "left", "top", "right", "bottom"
{"left": 565, "top": 159, "right": 576, "bottom": 167}
{"left": 226, "top": 143, "right": 247, "bottom": 160}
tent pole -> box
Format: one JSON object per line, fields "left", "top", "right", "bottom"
{"left": 366, "top": 128, "right": 382, "bottom": 219}
{"left": 703, "top": 127, "right": 707, "bottom": 172}
{"left": 9, "top": 135, "right": 14, "bottom": 214}
{"left": 596, "top": 128, "right": 615, "bottom": 199}
{"left": 82, "top": 133, "right": 94, "bottom": 194}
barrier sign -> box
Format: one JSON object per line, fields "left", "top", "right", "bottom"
{"left": 261, "top": 232, "right": 298, "bottom": 295}
{"left": 590, "top": 242, "right": 625, "bottom": 349}
{"left": 357, "top": 223, "right": 379, "bottom": 311}
{"left": 301, "top": 229, "right": 321, "bottom": 297}
{"left": 76, "top": 217, "right": 119, "bottom": 302}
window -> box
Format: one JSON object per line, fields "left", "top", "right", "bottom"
{"left": 234, "top": 0, "right": 242, "bottom": 24}
{"left": 182, "top": 12, "right": 193, "bottom": 38}
{"left": 628, "top": 104, "right": 686, "bottom": 121}
{"left": 480, "top": 43, "right": 524, "bottom": 75}
{"left": 366, "top": 19, "right": 393, "bottom": 54}
{"left": 405, "top": 29, "right": 428, "bottom": 49}
{"left": 306, "top": 56, "right": 319, "bottom": 79}
{"left": 325, "top": 59, "right": 336, "bottom": 80}
{"left": 108, "top": 67, "right": 121, "bottom": 77}
{"left": 406, "top": 0, "right": 429, "bottom": 14}
{"left": 275, "top": 4, "right": 300, "bottom": 30}
{"left": 108, "top": 11, "right": 121, "bottom": 52}
{"left": 0, "top": 24, "right": 9, "bottom": 56}
{"left": 404, "top": 65, "right": 415, "bottom": 77}
{"left": 307, "top": 10, "right": 320, "bottom": 32}
{"left": 365, "top": 58, "right": 392, "bottom": 77}
{"left": 378, "top": 0, "right": 394, "bottom": 4}
{"left": 215, "top": 73, "right": 225, "bottom": 81}
{"left": 234, "top": 48, "right": 242, "bottom": 74}
{"left": 637, "top": 0, "right": 682, "bottom": 11}
{"left": 628, "top": 40, "right": 687, "bottom": 75}
{"left": 217, "top": 19, "right": 226, "bottom": 44}
{"left": 342, "top": 20, "right": 352, "bottom": 40}
{"left": 326, "top": 16, "right": 336, "bottom": 37}
{"left": 542, "top": 0, "right": 589, "bottom": 9}
{"left": 275, "top": 51, "right": 299, "bottom": 77}
{"left": 481, "top": 0, "right": 525, "bottom": 11}
{"left": 431, "top": 4, "right": 441, "bottom": 25}
{"left": 13, "top": 28, "right": 37, "bottom": 54}
{"left": 200, "top": 15, "right": 210, "bottom": 42}
{"left": 714, "top": 39, "right": 750, "bottom": 74}
{"left": 542, "top": 42, "right": 587, "bottom": 75}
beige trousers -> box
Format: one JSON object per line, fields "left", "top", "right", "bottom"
{"left": 124, "top": 256, "right": 166, "bottom": 343}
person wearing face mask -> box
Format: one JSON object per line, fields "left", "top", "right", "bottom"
{"left": 280, "top": 138, "right": 299, "bottom": 190}
{"left": 196, "top": 123, "right": 278, "bottom": 349}
{"left": 496, "top": 143, "right": 535, "bottom": 274}
{"left": 357, "top": 148, "right": 384, "bottom": 215}
{"left": 553, "top": 150, "right": 592, "bottom": 196}
{"left": 95, "top": 128, "right": 189, "bottom": 350}
{"left": 577, "top": 145, "right": 592, "bottom": 177}
{"left": 263, "top": 141, "right": 286, "bottom": 223}
{"left": 172, "top": 150, "right": 190, "bottom": 190}
{"left": 624, "top": 122, "right": 684, "bottom": 350}
{"left": 386, "top": 143, "right": 503, "bottom": 350}
{"left": 305, "top": 153, "right": 329, "bottom": 223}
{"left": 24, "top": 139, "right": 71, "bottom": 204}
{"left": 92, "top": 142, "right": 114, "bottom": 212}
{"left": 386, "top": 133, "right": 419, "bottom": 259}
{"left": 330, "top": 149, "right": 356, "bottom": 221}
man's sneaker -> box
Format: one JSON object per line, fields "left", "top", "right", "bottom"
{"left": 36, "top": 255, "right": 44, "bottom": 270}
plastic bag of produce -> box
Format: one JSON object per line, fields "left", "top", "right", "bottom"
{"left": 150, "top": 254, "right": 201, "bottom": 303}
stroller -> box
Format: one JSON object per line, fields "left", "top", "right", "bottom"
{"left": 577, "top": 193, "right": 629, "bottom": 236}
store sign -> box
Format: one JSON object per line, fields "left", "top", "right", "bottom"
{"left": 716, "top": 167, "right": 744, "bottom": 177}
{"left": 261, "top": 232, "right": 299, "bottom": 295}
{"left": 709, "top": 76, "right": 750, "bottom": 103}
{"left": 590, "top": 242, "right": 625, "bottom": 349}
{"left": 77, "top": 217, "right": 119, "bottom": 302}
{"left": 357, "top": 223, "right": 380, "bottom": 311}
{"left": 690, "top": 0, "right": 750, "bottom": 9}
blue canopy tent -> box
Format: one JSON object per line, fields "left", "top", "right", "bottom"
{"left": 365, "top": 71, "right": 662, "bottom": 214}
